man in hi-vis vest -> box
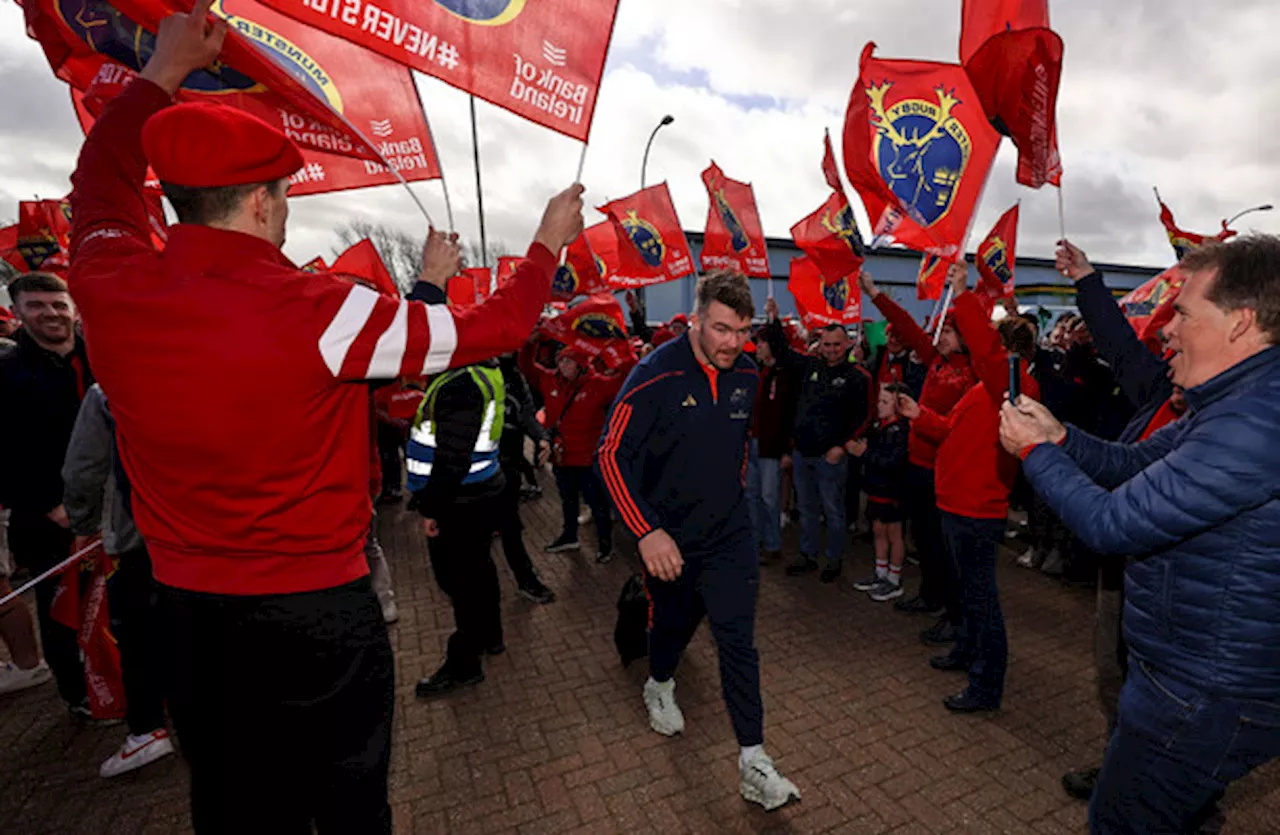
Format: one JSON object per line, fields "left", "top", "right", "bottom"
{"left": 406, "top": 275, "right": 509, "bottom": 699}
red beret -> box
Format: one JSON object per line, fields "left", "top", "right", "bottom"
{"left": 142, "top": 102, "right": 304, "bottom": 188}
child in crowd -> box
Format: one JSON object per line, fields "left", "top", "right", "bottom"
{"left": 851, "top": 384, "right": 910, "bottom": 601}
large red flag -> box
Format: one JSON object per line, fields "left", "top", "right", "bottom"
{"left": 583, "top": 221, "right": 620, "bottom": 284}
{"left": 257, "top": 0, "right": 619, "bottom": 142}
{"left": 1156, "top": 192, "right": 1236, "bottom": 261}
{"left": 960, "top": 0, "right": 1063, "bottom": 189}
{"left": 788, "top": 257, "right": 862, "bottom": 330}
{"left": 699, "top": 162, "right": 770, "bottom": 278}
{"left": 916, "top": 252, "right": 954, "bottom": 301}
{"left": 843, "top": 43, "right": 1001, "bottom": 259}
{"left": 976, "top": 203, "right": 1019, "bottom": 299}
{"left": 598, "top": 184, "right": 695, "bottom": 288}
{"left": 791, "top": 191, "right": 865, "bottom": 287}
{"left": 539, "top": 294, "right": 635, "bottom": 369}
{"left": 552, "top": 233, "right": 610, "bottom": 302}
{"left": 1121, "top": 265, "right": 1186, "bottom": 355}
{"left": 495, "top": 255, "right": 522, "bottom": 287}
{"left": 0, "top": 226, "right": 27, "bottom": 273}
{"left": 23, "top": 0, "right": 400, "bottom": 163}
{"left": 16, "top": 199, "right": 73, "bottom": 274}
{"left": 446, "top": 266, "right": 493, "bottom": 309}
{"left": 822, "top": 130, "right": 844, "bottom": 193}
{"left": 330, "top": 239, "right": 399, "bottom": 296}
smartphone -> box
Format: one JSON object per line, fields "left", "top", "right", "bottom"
{"left": 1008, "top": 355, "right": 1021, "bottom": 402}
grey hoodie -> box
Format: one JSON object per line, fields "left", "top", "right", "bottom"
{"left": 62, "top": 384, "right": 144, "bottom": 555}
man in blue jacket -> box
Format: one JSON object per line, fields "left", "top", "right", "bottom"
{"left": 597, "top": 272, "right": 800, "bottom": 811}
{"left": 1001, "top": 235, "right": 1280, "bottom": 835}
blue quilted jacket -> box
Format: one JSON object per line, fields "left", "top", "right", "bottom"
{"left": 1023, "top": 345, "right": 1280, "bottom": 699}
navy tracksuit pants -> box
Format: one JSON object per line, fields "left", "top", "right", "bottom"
{"left": 647, "top": 544, "right": 763, "bottom": 747}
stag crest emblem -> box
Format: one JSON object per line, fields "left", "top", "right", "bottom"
{"left": 819, "top": 202, "right": 863, "bottom": 255}
{"left": 866, "top": 81, "right": 972, "bottom": 227}
{"left": 573, "top": 313, "right": 627, "bottom": 341}
{"left": 620, "top": 211, "right": 665, "bottom": 269}
{"left": 553, "top": 263, "right": 580, "bottom": 296}
{"left": 823, "top": 277, "right": 850, "bottom": 311}
{"left": 713, "top": 189, "right": 751, "bottom": 252}
{"left": 981, "top": 236, "right": 1013, "bottom": 286}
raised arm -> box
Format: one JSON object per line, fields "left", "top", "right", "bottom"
{"left": 861, "top": 270, "right": 938, "bottom": 365}
{"left": 762, "top": 297, "right": 807, "bottom": 372}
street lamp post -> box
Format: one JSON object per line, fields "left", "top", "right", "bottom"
{"left": 1224, "top": 204, "right": 1274, "bottom": 228}
{"left": 637, "top": 115, "right": 674, "bottom": 318}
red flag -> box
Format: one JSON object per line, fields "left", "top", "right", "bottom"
{"left": 1156, "top": 193, "right": 1236, "bottom": 261}
{"left": 822, "top": 131, "right": 844, "bottom": 193}
{"left": 24, "top": 0, "right": 398, "bottom": 163}
{"left": 495, "top": 255, "right": 522, "bottom": 287}
{"left": 1120, "top": 265, "right": 1187, "bottom": 355}
{"left": 916, "top": 252, "right": 954, "bottom": 301}
{"left": 0, "top": 226, "right": 27, "bottom": 273}
{"left": 699, "top": 161, "right": 770, "bottom": 278}
{"left": 538, "top": 294, "right": 635, "bottom": 369}
{"left": 790, "top": 191, "right": 865, "bottom": 286}
{"left": 552, "top": 234, "right": 611, "bottom": 302}
{"left": 598, "top": 184, "right": 695, "bottom": 288}
{"left": 447, "top": 266, "right": 492, "bottom": 309}
{"left": 975, "top": 203, "right": 1019, "bottom": 299}
{"left": 330, "top": 239, "right": 399, "bottom": 297}
{"left": 787, "top": 257, "right": 862, "bottom": 330}
{"left": 16, "top": 199, "right": 72, "bottom": 274}
{"left": 301, "top": 256, "right": 329, "bottom": 273}
{"left": 960, "top": 0, "right": 1063, "bottom": 188}
{"left": 474, "top": 267, "right": 493, "bottom": 302}
{"left": 583, "top": 222, "right": 621, "bottom": 284}
{"left": 843, "top": 43, "right": 1001, "bottom": 259}
{"left": 258, "top": 0, "right": 619, "bottom": 142}
{"left": 80, "top": 552, "right": 127, "bottom": 719}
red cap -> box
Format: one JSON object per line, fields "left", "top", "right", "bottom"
{"left": 142, "top": 103, "right": 304, "bottom": 188}
{"left": 669, "top": 313, "right": 689, "bottom": 326}
{"left": 743, "top": 340, "right": 757, "bottom": 353}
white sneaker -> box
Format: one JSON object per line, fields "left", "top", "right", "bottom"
{"left": 379, "top": 593, "right": 399, "bottom": 625}
{"left": 0, "top": 660, "right": 51, "bottom": 696}
{"left": 740, "top": 751, "right": 801, "bottom": 811}
{"left": 1016, "top": 547, "right": 1040, "bottom": 569}
{"left": 578, "top": 508, "right": 593, "bottom": 525}
{"left": 643, "top": 678, "right": 685, "bottom": 736}
{"left": 100, "top": 729, "right": 176, "bottom": 778}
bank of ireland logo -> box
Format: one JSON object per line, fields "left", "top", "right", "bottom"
{"left": 866, "top": 82, "right": 972, "bottom": 228}
{"left": 621, "top": 211, "right": 665, "bottom": 269}
{"left": 820, "top": 202, "right": 862, "bottom": 255}
{"left": 553, "top": 263, "right": 580, "bottom": 296}
{"left": 432, "top": 0, "right": 527, "bottom": 25}
{"left": 573, "top": 313, "right": 627, "bottom": 341}
{"left": 981, "top": 236, "right": 1013, "bottom": 286}
{"left": 823, "top": 276, "right": 850, "bottom": 311}
{"left": 713, "top": 189, "right": 750, "bottom": 252}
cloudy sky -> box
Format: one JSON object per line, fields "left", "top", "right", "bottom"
{"left": 1, "top": 0, "right": 1278, "bottom": 271}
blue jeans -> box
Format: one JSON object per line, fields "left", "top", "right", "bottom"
{"left": 792, "top": 451, "right": 847, "bottom": 566}
{"left": 745, "top": 439, "right": 782, "bottom": 554}
{"left": 1090, "top": 659, "right": 1280, "bottom": 834}
{"left": 941, "top": 512, "right": 1007, "bottom": 706}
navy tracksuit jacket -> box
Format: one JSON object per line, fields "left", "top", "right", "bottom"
{"left": 596, "top": 334, "right": 764, "bottom": 746}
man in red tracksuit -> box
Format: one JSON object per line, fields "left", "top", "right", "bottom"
{"left": 66, "top": 6, "right": 582, "bottom": 831}
{"left": 900, "top": 265, "right": 1040, "bottom": 713}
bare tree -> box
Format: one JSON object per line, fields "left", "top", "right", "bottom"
{"left": 461, "top": 239, "right": 514, "bottom": 270}
{"left": 332, "top": 221, "right": 425, "bottom": 293}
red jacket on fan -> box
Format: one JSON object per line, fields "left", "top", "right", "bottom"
{"left": 871, "top": 292, "right": 978, "bottom": 470}
{"left": 67, "top": 78, "right": 554, "bottom": 596}
{"left": 912, "top": 291, "right": 1039, "bottom": 520}
{"left": 520, "top": 343, "right": 633, "bottom": 469}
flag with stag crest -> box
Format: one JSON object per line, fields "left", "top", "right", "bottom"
{"left": 975, "top": 203, "right": 1019, "bottom": 299}
{"left": 916, "top": 252, "right": 953, "bottom": 301}
{"left": 539, "top": 294, "right": 635, "bottom": 368}
{"left": 1156, "top": 192, "right": 1236, "bottom": 260}
{"left": 598, "top": 184, "right": 695, "bottom": 287}
{"left": 843, "top": 43, "right": 1000, "bottom": 260}
{"left": 788, "top": 257, "right": 862, "bottom": 330}
{"left": 552, "top": 234, "right": 611, "bottom": 302}
{"left": 699, "top": 162, "right": 770, "bottom": 277}
{"left": 1120, "top": 266, "right": 1185, "bottom": 355}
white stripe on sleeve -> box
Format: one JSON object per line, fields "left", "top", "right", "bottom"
{"left": 367, "top": 300, "right": 409, "bottom": 379}
{"left": 423, "top": 304, "right": 458, "bottom": 374}
{"left": 318, "top": 285, "right": 379, "bottom": 376}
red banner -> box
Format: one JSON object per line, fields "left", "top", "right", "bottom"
{"left": 699, "top": 161, "right": 770, "bottom": 278}
{"left": 552, "top": 233, "right": 610, "bottom": 302}
{"left": 598, "top": 184, "right": 695, "bottom": 288}
{"left": 822, "top": 130, "right": 844, "bottom": 193}
{"left": 790, "top": 191, "right": 864, "bottom": 286}
{"left": 447, "top": 266, "right": 492, "bottom": 309}
{"left": 976, "top": 203, "right": 1018, "bottom": 299}
{"left": 960, "top": 0, "right": 1063, "bottom": 189}
{"left": 15, "top": 199, "right": 72, "bottom": 273}
{"left": 257, "top": 0, "right": 619, "bottom": 142}
{"left": 582, "top": 221, "right": 621, "bottom": 285}
{"left": 301, "top": 255, "right": 329, "bottom": 273}
{"left": 788, "top": 256, "right": 862, "bottom": 330}
{"left": 0, "top": 226, "right": 27, "bottom": 273}
{"left": 1157, "top": 193, "right": 1236, "bottom": 261}
{"left": 1121, "top": 265, "right": 1185, "bottom": 355}
{"left": 916, "top": 252, "right": 954, "bottom": 301}
{"left": 495, "top": 255, "right": 521, "bottom": 287}
{"left": 843, "top": 42, "right": 1000, "bottom": 259}
{"left": 330, "top": 239, "right": 399, "bottom": 296}
{"left": 539, "top": 294, "right": 635, "bottom": 368}
{"left": 48, "top": 544, "right": 126, "bottom": 720}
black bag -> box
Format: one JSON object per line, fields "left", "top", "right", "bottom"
{"left": 613, "top": 573, "right": 649, "bottom": 667}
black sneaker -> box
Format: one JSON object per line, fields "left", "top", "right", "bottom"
{"left": 520, "top": 484, "right": 543, "bottom": 501}
{"left": 929, "top": 653, "right": 971, "bottom": 672}
{"left": 415, "top": 666, "right": 484, "bottom": 699}
{"left": 820, "top": 565, "right": 842, "bottom": 584}
{"left": 516, "top": 580, "right": 556, "bottom": 604}
{"left": 595, "top": 544, "right": 614, "bottom": 565}
{"left": 545, "top": 533, "right": 580, "bottom": 553}
{"left": 1061, "top": 767, "right": 1101, "bottom": 801}
{"left": 920, "top": 618, "right": 957, "bottom": 646}
{"left": 895, "top": 595, "right": 944, "bottom": 616}
{"left": 785, "top": 555, "right": 818, "bottom": 576}
{"left": 851, "top": 573, "right": 882, "bottom": 592}
{"left": 943, "top": 690, "right": 999, "bottom": 714}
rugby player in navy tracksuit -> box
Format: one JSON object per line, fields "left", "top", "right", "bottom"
{"left": 597, "top": 273, "right": 801, "bottom": 811}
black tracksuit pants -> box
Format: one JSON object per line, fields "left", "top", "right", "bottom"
{"left": 159, "top": 577, "right": 394, "bottom": 835}
{"left": 497, "top": 459, "right": 540, "bottom": 589}
{"left": 429, "top": 494, "right": 504, "bottom": 674}
{"left": 108, "top": 547, "right": 166, "bottom": 736}
{"left": 647, "top": 542, "right": 763, "bottom": 747}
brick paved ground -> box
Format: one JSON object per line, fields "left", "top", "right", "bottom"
{"left": 2, "top": 470, "right": 1279, "bottom": 834}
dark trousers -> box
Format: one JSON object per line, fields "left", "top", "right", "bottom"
{"left": 109, "top": 547, "right": 166, "bottom": 736}
{"left": 1090, "top": 659, "right": 1280, "bottom": 834}
{"left": 553, "top": 465, "right": 612, "bottom": 548}
{"left": 375, "top": 422, "right": 405, "bottom": 494}
{"left": 905, "top": 465, "right": 953, "bottom": 616}
{"left": 497, "top": 461, "right": 540, "bottom": 589}
{"left": 429, "top": 495, "right": 503, "bottom": 674}
{"left": 517, "top": 454, "right": 538, "bottom": 488}
{"left": 844, "top": 457, "right": 863, "bottom": 531}
{"left": 647, "top": 544, "right": 763, "bottom": 747}
{"left": 7, "top": 512, "right": 85, "bottom": 707}
{"left": 941, "top": 512, "right": 1008, "bottom": 707}
{"left": 158, "top": 577, "right": 394, "bottom": 835}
